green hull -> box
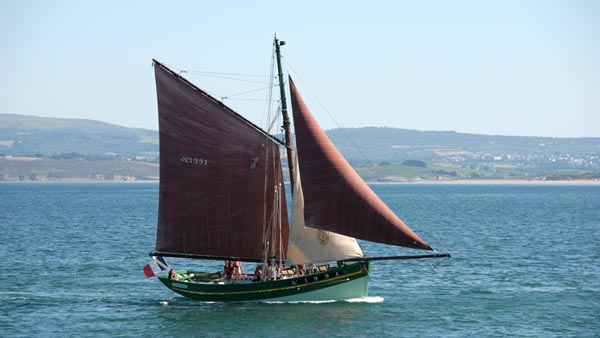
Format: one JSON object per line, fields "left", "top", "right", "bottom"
{"left": 158, "top": 261, "right": 370, "bottom": 302}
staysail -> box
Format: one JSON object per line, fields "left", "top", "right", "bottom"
{"left": 286, "top": 154, "right": 364, "bottom": 265}
{"left": 289, "top": 78, "right": 432, "bottom": 250}
{"left": 153, "top": 61, "right": 289, "bottom": 261}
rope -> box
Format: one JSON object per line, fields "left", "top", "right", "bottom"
{"left": 223, "top": 98, "right": 274, "bottom": 102}
{"left": 222, "top": 85, "right": 276, "bottom": 100}
{"left": 266, "top": 107, "right": 282, "bottom": 134}
{"left": 264, "top": 48, "right": 278, "bottom": 133}
{"left": 183, "top": 70, "right": 270, "bottom": 78}
{"left": 261, "top": 43, "right": 278, "bottom": 270}
{"left": 184, "top": 72, "right": 270, "bottom": 85}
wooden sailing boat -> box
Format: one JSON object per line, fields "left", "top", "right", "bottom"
{"left": 146, "top": 36, "right": 449, "bottom": 302}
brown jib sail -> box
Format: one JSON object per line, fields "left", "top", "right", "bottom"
{"left": 153, "top": 60, "right": 289, "bottom": 262}
{"left": 289, "top": 77, "right": 432, "bottom": 251}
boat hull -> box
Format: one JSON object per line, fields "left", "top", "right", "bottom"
{"left": 157, "top": 261, "right": 370, "bottom": 302}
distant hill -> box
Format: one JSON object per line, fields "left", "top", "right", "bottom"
{"left": 1, "top": 114, "right": 599, "bottom": 181}
{"left": 2, "top": 114, "right": 599, "bottom": 160}
{"left": 0, "top": 114, "right": 158, "bottom": 158}
{"left": 328, "top": 127, "right": 600, "bottom": 164}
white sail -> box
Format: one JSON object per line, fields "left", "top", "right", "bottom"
{"left": 286, "top": 154, "right": 364, "bottom": 265}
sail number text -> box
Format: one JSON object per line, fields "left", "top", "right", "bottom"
{"left": 180, "top": 156, "right": 208, "bottom": 166}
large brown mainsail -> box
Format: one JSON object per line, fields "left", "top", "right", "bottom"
{"left": 289, "top": 78, "right": 432, "bottom": 250}
{"left": 153, "top": 61, "right": 289, "bottom": 261}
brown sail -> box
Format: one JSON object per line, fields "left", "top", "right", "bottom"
{"left": 153, "top": 61, "right": 289, "bottom": 261}
{"left": 289, "top": 78, "right": 432, "bottom": 250}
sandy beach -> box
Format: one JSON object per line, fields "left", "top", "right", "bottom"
{"left": 368, "top": 179, "right": 600, "bottom": 185}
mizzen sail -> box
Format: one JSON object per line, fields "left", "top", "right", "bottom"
{"left": 153, "top": 61, "right": 289, "bottom": 261}
{"left": 289, "top": 77, "right": 432, "bottom": 250}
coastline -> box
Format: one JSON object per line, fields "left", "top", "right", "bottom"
{"left": 0, "top": 179, "right": 159, "bottom": 184}
{"left": 377, "top": 179, "right": 600, "bottom": 185}
{"left": 2, "top": 179, "right": 599, "bottom": 185}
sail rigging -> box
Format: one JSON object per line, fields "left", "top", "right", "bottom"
{"left": 146, "top": 36, "right": 450, "bottom": 302}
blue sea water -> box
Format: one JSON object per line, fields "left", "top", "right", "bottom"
{"left": 0, "top": 182, "right": 599, "bottom": 337}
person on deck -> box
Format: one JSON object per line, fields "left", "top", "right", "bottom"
{"left": 306, "top": 263, "right": 314, "bottom": 275}
{"left": 268, "top": 263, "right": 276, "bottom": 281}
{"left": 224, "top": 261, "right": 234, "bottom": 283}
{"left": 168, "top": 269, "right": 179, "bottom": 280}
{"left": 253, "top": 265, "right": 263, "bottom": 282}
{"left": 233, "top": 261, "right": 242, "bottom": 275}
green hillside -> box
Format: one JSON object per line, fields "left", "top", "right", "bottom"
{"left": 1, "top": 114, "right": 599, "bottom": 181}
{"left": 0, "top": 157, "right": 158, "bottom": 181}
{"left": 0, "top": 114, "right": 158, "bottom": 158}
{"left": 328, "top": 127, "right": 600, "bottom": 165}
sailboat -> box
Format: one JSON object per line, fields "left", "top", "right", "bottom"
{"left": 145, "top": 36, "right": 450, "bottom": 302}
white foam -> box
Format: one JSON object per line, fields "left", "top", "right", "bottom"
{"left": 263, "top": 300, "right": 337, "bottom": 304}
{"left": 344, "top": 296, "right": 384, "bottom": 303}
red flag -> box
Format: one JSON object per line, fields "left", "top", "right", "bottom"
{"left": 143, "top": 260, "right": 162, "bottom": 278}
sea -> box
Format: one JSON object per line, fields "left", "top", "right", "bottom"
{"left": 0, "top": 182, "right": 598, "bottom": 337}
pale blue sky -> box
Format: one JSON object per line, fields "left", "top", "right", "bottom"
{"left": 1, "top": 0, "right": 599, "bottom": 137}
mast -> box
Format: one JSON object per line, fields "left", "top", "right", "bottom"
{"left": 274, "top": 34, "right": 295, "bottom": 193}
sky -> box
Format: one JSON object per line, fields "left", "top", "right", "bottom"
{"left": 1, "top": 0, "right": 599, "bottom": 138}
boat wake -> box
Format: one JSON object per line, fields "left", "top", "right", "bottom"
{"left": 344, "top": 296, "right": 384, "bottom": 303}
{"left": 263, "top": 296, "right": 384, "bottom": 304}
{"left": 263, "top": 300, "right": 337, "bottom": 304}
